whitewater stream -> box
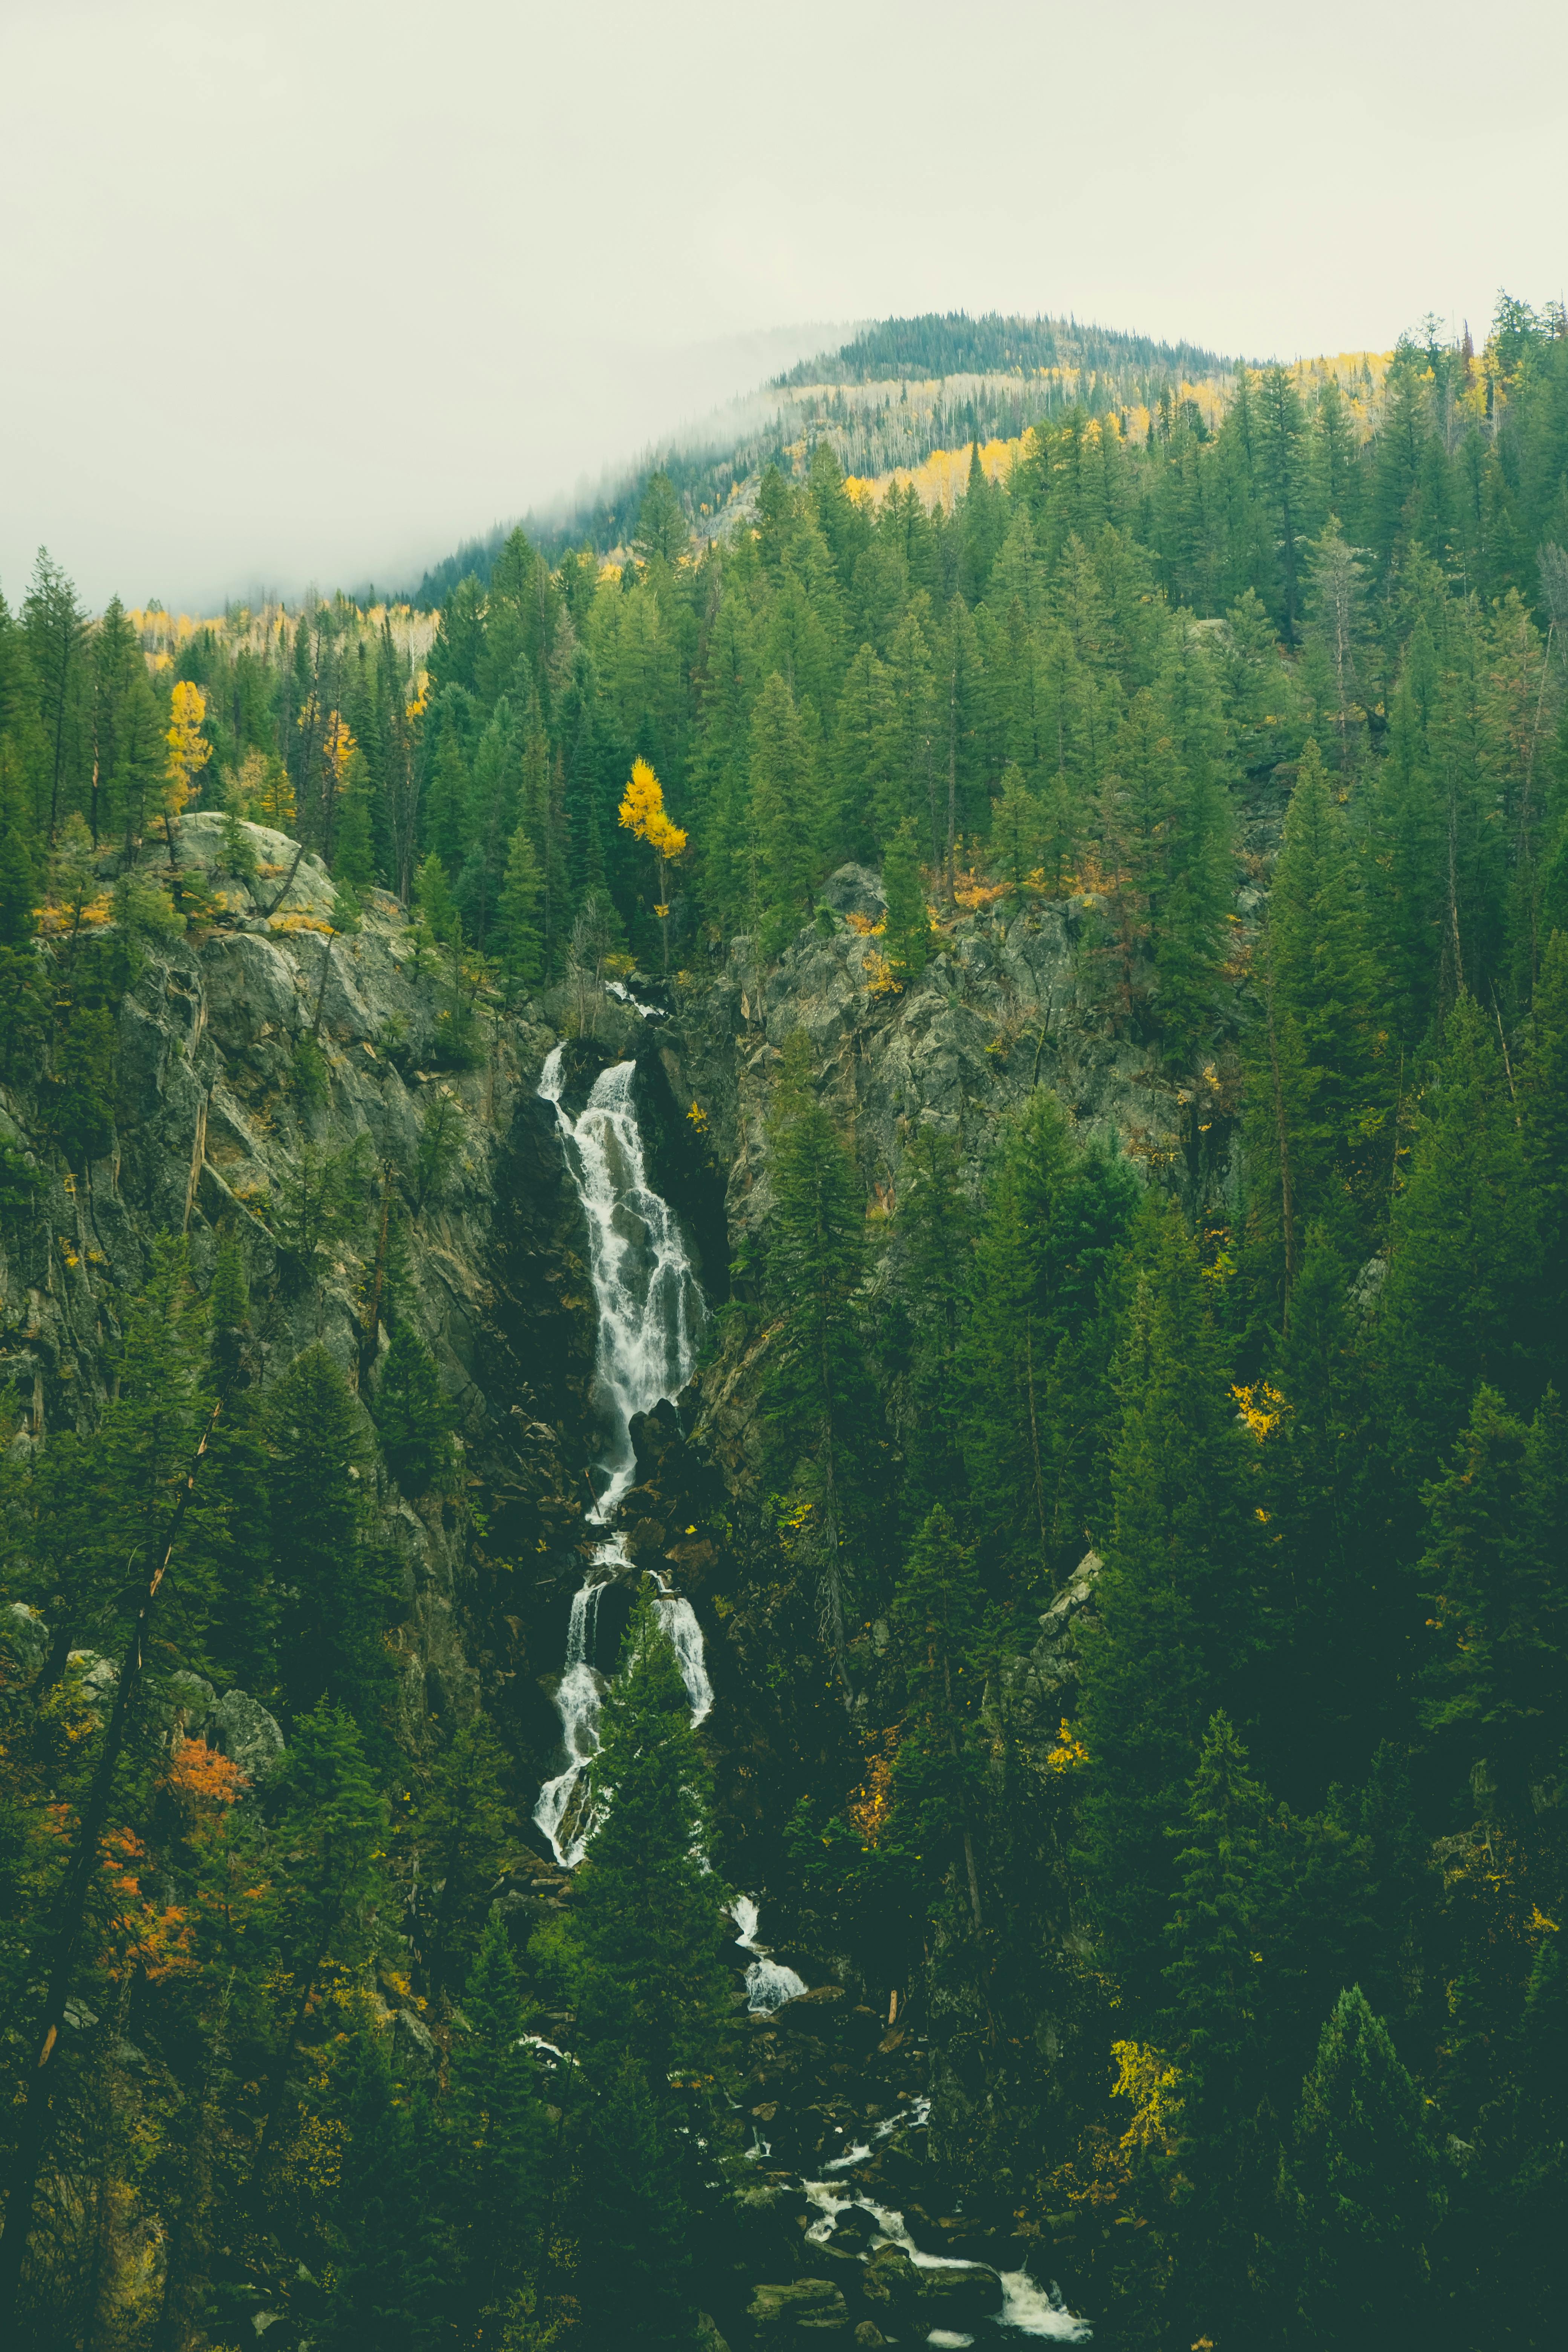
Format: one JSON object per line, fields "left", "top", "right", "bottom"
{"left": 531, "top": 1039, "right": 1088, "bottom": 2340}
{"left": 533, "top": 1045, "right": 711, "bottom": 1865}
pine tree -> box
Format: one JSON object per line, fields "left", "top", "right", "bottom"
{"left": 414, "top": 849, "right": 461, "bottom": 946}
{"left": 0, "top": 817, "right": 41, "bottom": 1081}
{"left": 831, "top": 642, "right": 894, "bottom": 862}
{"left": 328, "top": 2014, "right": 440, "bottom": 2351}
{"left": 268, "top": 1347, "right": 396, "bottom": 1734}
{"left": 456, "top": 698, "right": 519, "bottom": 946}
{"left": 1095, "top": 684, "right": 1234, "bottom": 1060}
{"left": 21, "top": 548, "right": 86, "bottom": 840}
{"left": 880, "top": 817, "right": 928, "bottom": 982}
{"left": 374, "top": 1322, "right": 453, "bottom": 1499}
{"left": 1417, "top": 1384, "right": 1568, "bottom": 1818}
{"left": 1248, "top": 740, "right": 1390, "bottom": 1300}
{"left": 574, "top": 2054, "right": 694, "bottom": 2352}
{"left": 746, "top": 669, "right": 819, "bottom": 955}
{"left": 568, "top": 1589, "right": 726, "bottom": 2087}
{"left": 990, "top": 760, "right": 1044, "bottom": 889}
{"left": 1522, "top": 929, "right": 1568, "bottom": 1384}
{"left": 1077, "top": 1202, "right": 1260, "bottom": 2000}
{"left": 1259, "top": 1227, "right": 1387, "bottom": 1786}
{"left": 632, "top": 470, "right": 692, "bottom": 567}
{"left": 762, "top": 1036, "right": 874, "bottom": 1687}
{"left": 447, "top": 1913, "right": 550, "bottom": 2336}
{"left": 1377, "top": 994, "right": 1540, "bottom": 1485}
{"left": 960, "top": 1090, "right": 1138, "bottom": 1589}
{"left": 876, "top": 597, "right": 939, "bottom": 848}
{"left": 416, "top": 1717, "right": 515, "bottom": 1994}
{"left": 1286, "top": 1986, "right": 1444, "bottom": 2350}
{"left": 1163, "top": 1714, "right": 1276, "bottom": 2347}
{"left": 889, "top": 1505, "right": 988, "bottom": 1928}
{"left": 890, "top": 1122, "right": 971, "bottom": 1519}
{"left": 494, "top": 820, "right": 543, "bottom": 996}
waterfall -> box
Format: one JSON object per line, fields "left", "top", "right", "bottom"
{"left": 533, "top": 1046, "right": 711, "bottom": 1864}
{"left": 731, "top": 1891, "right": 807, "bottom": 2013}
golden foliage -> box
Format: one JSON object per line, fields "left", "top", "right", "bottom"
{"left": 617, "top": 756, "right": 688, "bottom": 861}
{"left": 1231, "top": 1381, "right": 1285, "bottom": 1442}
{"left": 863, "top": 948, "right": 902, "bottom": 997}
{"left": 164, "top": 680, "right": 212, "bottom": 816}
{"left": 685, "top": 1101, "right": 709, "bottom": 1133}
{"left": 321, "top": 711, "right": 357, "bottom": 796}
{"left": 1110, "top": 2040, "right": 1183, "bottom": 2154}
{"left": 848, "top": 1734, "right": 898, "bottom": 1848}
{"left": 844, "top": 910, "right": 885, "bottom": 937}
{"left": 953, "top": 868, "right": 1012, "bottom": 912}
{"left": 1046, "top": 1718, "right": 1090, "bottom": 1774}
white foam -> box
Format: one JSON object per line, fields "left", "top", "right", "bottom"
{"left": 993, "top": 2272, "right": 1091, "bottom": 2339}
{"left": 533, "top": 1050, "right": 712, "bottom": 1865}
{"left": 800, "top": 2180, "right": 1090, "bottom": 2335}
{"left": 746, "top": 1955, "right": 808, "bottom": 2013}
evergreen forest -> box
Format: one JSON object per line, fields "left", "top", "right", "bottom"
{"left": 1, "top": 298, "right": 1566, "bottom": 2352}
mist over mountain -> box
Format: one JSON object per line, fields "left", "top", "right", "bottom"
{"left": 409, "top": 307, "right": 1245, "bottom": 603}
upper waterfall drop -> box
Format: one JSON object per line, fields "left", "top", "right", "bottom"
{"left": 537, "top": 1045, "right": 706, "bottom": 1521}
{"left": 533, "top": 1044, "right": 712, "bottom": 1864}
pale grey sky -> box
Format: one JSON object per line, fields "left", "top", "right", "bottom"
{"left": 2, "top": 0, "right": 1563, "bottom": 610}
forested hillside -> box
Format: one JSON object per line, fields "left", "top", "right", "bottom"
{"left": 2, "top": 293, "right": 1567, "bottom": 2352}
{"left": 412, "top": 306, "right": 1241, "bottom": 595}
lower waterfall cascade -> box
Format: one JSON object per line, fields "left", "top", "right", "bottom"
{"left": 533, "top": 1043, "right": 712, "bottom": 1865}
{"left": 533, "top": 1041, "right": 1089, "bottom": 2341}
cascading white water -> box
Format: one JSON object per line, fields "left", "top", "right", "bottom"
{"left": 731, "top": 1892, "right": 808, "bottom": 2012}
{"left": 801, "top": 2173, "right": 1088, "bottom": 2340}
{"left": 533, "top": 1046, "right": 711, "bottom": 1864}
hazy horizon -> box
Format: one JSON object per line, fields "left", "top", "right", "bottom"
{"left": 5, "top": 0, "right": 1565, "bottom": 611}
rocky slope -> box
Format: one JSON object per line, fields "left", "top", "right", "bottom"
{"left": 4, "top": 819, "right": 1247, "bottom": 2341}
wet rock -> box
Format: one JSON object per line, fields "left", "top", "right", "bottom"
{"left": 776, "top": 1986, "right": 845, "bottom": 2027}
{"left": 828, "top": 2206, "right": 879, "bottom": 2254}
{"left": 748, "top": 2277, "right": 852, "bottom": 2336}
{"left": 851, "top": 2326, "right": 885, "bottom": 2349}
{"left": 918, "top": 2262, "right": 1003, "bottom": 2320}
{"left": 861, "top": 2244, "right": 921, "bottom": 2317}
{"left": 212, "top": 1689, "right": 286, "bottom": 1780}
{"left": 709, "top": 2184, "right": 805, "bottom": 2285}
{"left": 694, "top": 2316, "right": 731, "bottom": 2352}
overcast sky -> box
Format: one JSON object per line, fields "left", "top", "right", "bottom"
{"left": 3, "top": 0, "right": 1564, "bottom": 611}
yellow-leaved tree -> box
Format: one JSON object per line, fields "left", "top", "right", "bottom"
{"left": 617, "top": 756, "right": 688, "bottom": 968}
{"left": 164, "top": 682, "right": 211, "bottom": 822}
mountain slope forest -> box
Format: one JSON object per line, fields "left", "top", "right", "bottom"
{"left": 2, "top": 296, "right": 1567, "bottom": 2352}
{"left": 413, "top": 306, "right": 1240, "bottom": 596}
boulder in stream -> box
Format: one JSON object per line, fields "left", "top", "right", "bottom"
{"left": 748, "top": 2277, "right": 853, "bottom": 2335}
{"left": 860, "top": 2244, "right": 921, "bottom": 2317}
{"left": 918, "top": 2260, "right": 1003, "bottom": 2320}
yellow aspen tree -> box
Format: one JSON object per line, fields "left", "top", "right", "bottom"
{"left": 322, "top": 712, "right": 357, "bottom": 798}
{"left": 163, "top": 681, "right": 212, "bottom": 821}
{"left": 617, "top": 755, "right": 688, "bottom": 965}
